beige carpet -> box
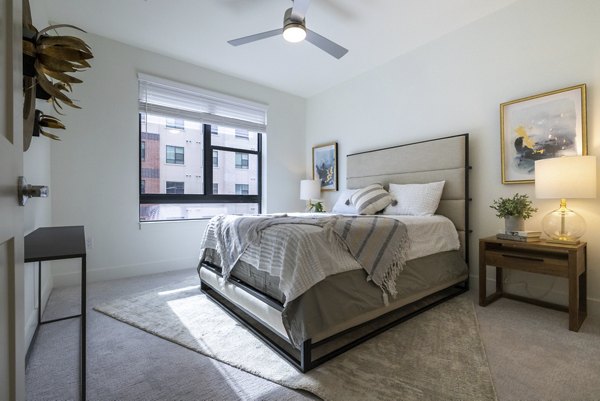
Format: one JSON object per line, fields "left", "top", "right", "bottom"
{"left": 95, "top": 276, "right": 496, "bottom": 401}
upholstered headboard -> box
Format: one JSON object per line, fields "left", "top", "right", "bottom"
{"left": 346, "top": 133, "right": 470, "bottom": 264}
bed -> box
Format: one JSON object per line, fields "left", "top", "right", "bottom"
{"left": 198, "top": 133, "right": 470, "bottom": 372}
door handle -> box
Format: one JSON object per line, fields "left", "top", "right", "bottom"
{"left": 18, "top": 176, "right": 49, "bottom": 206}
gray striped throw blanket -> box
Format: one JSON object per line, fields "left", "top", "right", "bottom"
{"left": 200, "top": 214, "right": 409, "bottom": 303}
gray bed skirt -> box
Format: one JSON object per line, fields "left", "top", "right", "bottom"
{"left": 200, "top": 249, "right": 468, "bottom": 349}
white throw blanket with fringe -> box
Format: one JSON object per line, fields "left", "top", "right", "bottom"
{"left": 200, "top": 214, "right": 409, "bottom": 304}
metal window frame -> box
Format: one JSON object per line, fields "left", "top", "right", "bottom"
{"left": 139, "top": 118, "right": 263, "bottom": 221}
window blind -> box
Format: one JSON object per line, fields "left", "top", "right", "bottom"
{"left": 138, "top": 73, "right": 268, "bottom": 132}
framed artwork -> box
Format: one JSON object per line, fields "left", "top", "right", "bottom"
{"left": 312, "top": 142, "right": 338, "bottom": 191}
{"left": 500, "top": 84, "right": 587, "bottom": 184}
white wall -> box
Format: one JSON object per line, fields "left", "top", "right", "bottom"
{"left": 23, "top": 2, "right": 53, "bottom": 350}
{"left": 306, "top": 0, "right": 600, "bottom": 315}
{"left": 50, "top": 34, "right": 306, "bottom": 285}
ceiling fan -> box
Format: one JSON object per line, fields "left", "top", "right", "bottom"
{"left": 227, "top": 0, "right": 348, "bottom": 59}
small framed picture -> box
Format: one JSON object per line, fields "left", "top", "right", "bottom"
{"left": 500, "top": 84, "right": 587, "bottom": 184}
{"left": 312, "top": 142, "right": 338, "bottom": 191}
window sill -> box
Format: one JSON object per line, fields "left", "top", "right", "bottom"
{"left": 138, "top": 218, "right": 210, "bottom": 229}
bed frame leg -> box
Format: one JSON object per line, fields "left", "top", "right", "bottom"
{"left": 300, "top": 339, "right": 312, "bottom": 372}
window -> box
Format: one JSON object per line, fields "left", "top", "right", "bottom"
{"left": 166, "top": 145, "right": 184, "bottom": 164}
{"left": 235, "top": 184, "right": 249, "bottom": 195}
{"left": 166, "top": 181, "right": 184, "bottom": 194}
{"left": 235, "top": 153, "right": 249, "bottom": 169}
{"left": 166, "top": 118, "right": 184, "bottom": 131}
{"left": 235, "top": 129, "right": 249, "bottom": 139}
{"left": 141, "top": 141, "right": 146, "bottom": 161}
{"left": 138, "top": 74, "right": 266, "bottom": 221}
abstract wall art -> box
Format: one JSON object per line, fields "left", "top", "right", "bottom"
{"left": 312, "top": 142, "right": 338, "bottom": 191}
{"left": 500, "top": 84, "right": 587, "bottom": 184}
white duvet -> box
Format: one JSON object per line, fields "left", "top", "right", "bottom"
{"left": 207, "top": 213, "right": 460, "bottom": 304}
{"left": 384, "top": 214, "right": 461, "bottom": 260}
{"left": 286, "top": 213, "right": 460, "bottom": 261}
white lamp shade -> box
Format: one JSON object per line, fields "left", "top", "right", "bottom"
{"left": 535, "top": 156, "right": 597, "bottom": 199}
{"left": 300, "top": 179, "right": 321, "bottom": 200}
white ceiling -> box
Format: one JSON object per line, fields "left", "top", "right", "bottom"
{"left": 34, "top": 0, "right": 519, "bottom": 98}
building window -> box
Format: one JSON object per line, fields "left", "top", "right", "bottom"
{"left": 166, "top": 181, "right": 185, "bottom": 194}
{"left": 235, "top": 184, "right": 249, "bottom": 195}
{"left": 166, "top": 118, "right": 184, "bottom": 131}
{"left": 235, "top": 153, "right": 249, "bottom": 169}
{"left": 141, "top": 141, "right": 146, "bottom": 161}
{"left": 235, "top": 129, "right": 249, "bottom": 139}
{"left": 166, "top": 145, "right": 184, "bottom": 165}
{"left": 139, "top": 74, "right": 266, "bottom": 222}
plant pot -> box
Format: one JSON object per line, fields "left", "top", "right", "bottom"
{"left": 504, "top": 215, "right": 524, "bottom": 233}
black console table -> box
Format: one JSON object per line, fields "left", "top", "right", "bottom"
{"left": 25, "top": 226, "right": 86, "bottom": 400}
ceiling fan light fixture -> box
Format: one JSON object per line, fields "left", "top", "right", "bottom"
{"left": 228, "top": 4, "right": 348, "bottom": 59}
{"left": 283, "top": 23, "right": 306, "bottom": 43}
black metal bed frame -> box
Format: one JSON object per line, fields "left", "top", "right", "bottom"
{"left": 198, "top": 133, "right": 471, "bottom": 373}
{"left": 200, "top": 263, "right": 468, "bottom": 372}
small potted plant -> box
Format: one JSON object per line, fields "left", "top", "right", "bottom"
{"left": 490, "top": 193, "right": 537, "bottom": 232}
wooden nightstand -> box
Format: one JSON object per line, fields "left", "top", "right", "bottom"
{"left": 479, "top": 236, "right": 587, "bottom": 331}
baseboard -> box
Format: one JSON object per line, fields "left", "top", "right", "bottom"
{"left": 52, "top": 257, "right": 198, "bottom": 287}
{"left": 25, "top": 308, "right": 38, "bottom": 353}
{"left": 469, "top": 273, "right": 600, "bottom": 317}
{"left": 25, "top": 266, "right": 54, "bottom": 352}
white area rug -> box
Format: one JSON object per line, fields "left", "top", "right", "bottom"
{"left": 95, "top": 276, "right": 496, "bottom": 401}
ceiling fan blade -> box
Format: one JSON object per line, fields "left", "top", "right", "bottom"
{"left": 290, "top": 0, "right": 311, "bottom": 21}
{"left": 228, "top": 28, "right": 283, "bottom": 46}
{"left": 305, "top": 29, "right": 348, "bottom": 59}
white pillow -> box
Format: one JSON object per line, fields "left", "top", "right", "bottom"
{"left": 331, "top": 189, "right": 359, "bottom": 214}
{"left": 384, "top": 181, "right": 445, "bottom": 216}
{"left": 350, "top": 184, "right": 392, "bottom": 215}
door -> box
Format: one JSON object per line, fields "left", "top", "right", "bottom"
{"left": 0, "top": 0, "right": 26, "bottom": 399}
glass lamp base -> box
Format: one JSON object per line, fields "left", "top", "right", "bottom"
{"left": 542, "top": 204, "right": 585, "bottom": 244}
{"left": 545, "top": 237, "right": 581, "bottom": 245}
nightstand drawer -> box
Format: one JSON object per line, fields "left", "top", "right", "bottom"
{"left": 485, "top": 250, "right": 568, "bottom": 277}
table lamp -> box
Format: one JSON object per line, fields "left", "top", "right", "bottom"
{"left": 534, "top": 155, "right": 596, "bottom": 244}
{"left": 300, "top": 179, "right": 323, "bottom": 212}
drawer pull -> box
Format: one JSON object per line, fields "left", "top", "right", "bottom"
{"left": 502, "top": 254, "right": 544, "bottom": 262}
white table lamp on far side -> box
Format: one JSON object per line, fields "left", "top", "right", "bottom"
{"left": 300, "top": 179, "right": 323, "bottom": 212}
{"left": 535, "top": 155, "right": 596, "bottom": 244}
